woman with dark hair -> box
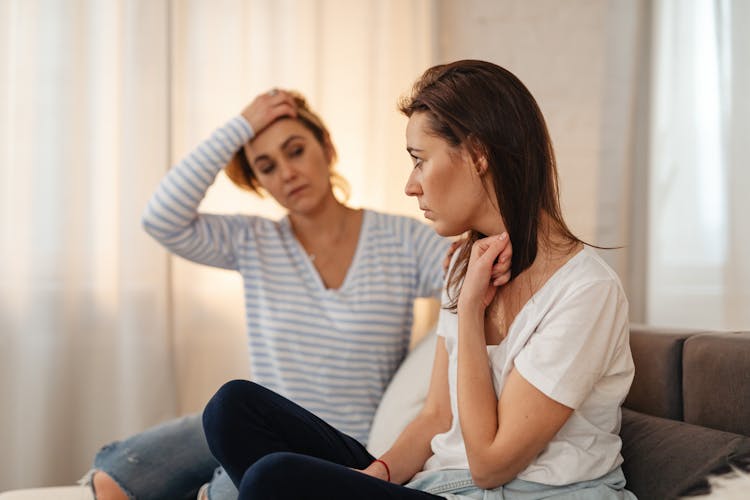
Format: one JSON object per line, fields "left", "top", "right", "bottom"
{"left": 86, "top": 89, "right": 463, "bottom": 500}
{"left": 202, "top": 60, "right": 636, "bottom": 499}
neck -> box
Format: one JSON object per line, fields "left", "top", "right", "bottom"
{"left": 288, "top": 195, "right": 352, "bottom": 243}
{"left": 535, "top": 212, "right": 578, "bottom": 259}
{"left": 509, "top": 214, "right": 581, "bottom": 292}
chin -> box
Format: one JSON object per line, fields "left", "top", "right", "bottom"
{"left": 432, "top": 220, "right": 467, "bottom": 238}
{"left": 288, "top": 194, "right": 326, "bottom": 215}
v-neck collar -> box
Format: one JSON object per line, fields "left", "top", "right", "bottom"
{"left": 282, "top": 209, "right": 370, "bottom": 294}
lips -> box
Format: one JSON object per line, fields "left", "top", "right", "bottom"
{"left": 287, "top": 185, "right": 308, "bottom": 197}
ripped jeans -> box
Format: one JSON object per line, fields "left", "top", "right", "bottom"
{"left": 85, "top": 413, "right": 237, "bottom": 500}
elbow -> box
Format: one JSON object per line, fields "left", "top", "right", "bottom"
{"left": 469, "top": 467, "right": 511, "bottom": 491}
{"left": 141, "top": 207, "right": 168, "bottom": 240}
{"left": 469, "top": 466, "right": 501, "bottom": 490}
{"left": 141, "top": 213, "right": 157, "bottom": 238}
{"left": 141, "top": 204, "right": 155, "bottom": 232}
{"left": 467, "top": 452, "right": 518, "bottom": 490}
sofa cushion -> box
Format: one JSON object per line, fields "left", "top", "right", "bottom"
{"left": 624, "top": 326, "right": 703, "bottom": 420}
{"left": 683, "top": 332, "right": 750, "bottom": 436}
{"left": 620, "top": 407, "right": 750, "bottom": 500}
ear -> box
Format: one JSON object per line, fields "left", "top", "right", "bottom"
{"left": 465, "top": 136, "right": 488, "bottom": 175}
{"left": 475, "top": 154, "right": 489, "bottom": 175}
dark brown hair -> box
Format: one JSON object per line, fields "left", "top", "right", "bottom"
{"left": 225, "top": 91, "right": 348, "bottom": 199}
{"left": 399, "top": 60, "right": 582, "bottom": 310}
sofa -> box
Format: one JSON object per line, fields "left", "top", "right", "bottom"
{"left": 2, "top": 325, "right": 749, "bottom": 500}
{"left": 618, "top": 326, "right": 750, "bottom": 499}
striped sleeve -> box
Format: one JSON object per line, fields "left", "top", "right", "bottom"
{"left": 403, "top": 217, "right": 450, "bottom": 298}
{"left": 141, "top": 116, "right": 254, "bottom": 269}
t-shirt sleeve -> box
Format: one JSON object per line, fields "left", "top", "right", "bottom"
{"left": 513, "top": 278, "right": 629, "bottom": 409}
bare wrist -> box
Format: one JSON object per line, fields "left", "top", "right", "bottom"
{"left": 457, "top": 301, "right": 485, "bottom": 320}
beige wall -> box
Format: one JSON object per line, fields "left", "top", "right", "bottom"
{"left": 434, "top": 0, "right": 648, "bottom": 302}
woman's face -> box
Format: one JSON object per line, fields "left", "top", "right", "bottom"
{"left": 404, "top": 112, "right": 501, "bottom": 237}
{"left": 243, "top": 118, "right": 333, "bottom": 214}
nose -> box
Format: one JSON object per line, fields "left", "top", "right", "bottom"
{"left": 404, "top": 169, "right": 422, "bottom": 197}
{"left": 277, "top": 159, "right": 297, "bottom": 182}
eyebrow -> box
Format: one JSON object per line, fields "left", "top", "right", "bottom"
{"left": 252, "top": 135, "right": 305, "bottom": 164}
{"left": 406, "top": 146, "right": 423, "bottom": 154}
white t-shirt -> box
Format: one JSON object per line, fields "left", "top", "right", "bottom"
{"left": 420, "top": 246, "right": 634, "bottom": 485}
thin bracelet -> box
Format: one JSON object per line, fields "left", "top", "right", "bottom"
{"left": 373, "top": 458, "right": 391, "bottom": 482}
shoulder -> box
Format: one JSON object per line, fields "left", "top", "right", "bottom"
{"left": 554, "top": 247, "right": 626, "bottom": 301}
{"left": 522, "top": 248, "right": 629, "bottom": 354}
{"left": 517, "top": 247, "right": 628, "bottom": 339}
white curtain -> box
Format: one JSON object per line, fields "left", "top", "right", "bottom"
{"left": 0, "top": 0, "right": 434, "bottom": 490}
{"left": 647, "top": 0, "right": 749, "bottom": 330}
{"left": 0, "top": 0, "right": 175, "bottom": 490}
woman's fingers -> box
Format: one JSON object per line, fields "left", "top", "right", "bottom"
{"left": 266, "top": 89, "right": 295, "bottom": 109}
{"left": 242, "top": 89, "right": 297, "bottom": 135}
{"left": 468, "top": 235, "right": 506, "bottom": 281}
{"left": 498, "top": 236, "right": 512, "bottom": 262}
{"left": 492, "top": 271, "right": 511, "bottom": 287}
{"left": 459, "top": 234, "right": 508, "bottom": 311}
{"left": 260, "top": 90, "right": 296, "bottom": 124}
{"left": 489, "top": 233, "right": 512, "bottom": 284}
{"left": 265, "top": 102, "right": 296, "bottom": 123}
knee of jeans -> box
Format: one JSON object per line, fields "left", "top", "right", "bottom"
{"left": 239, "top": 452, "right": 303, "bottom": 496}
{"left": 202, "top": 380, "right": 257, "bottom": 452}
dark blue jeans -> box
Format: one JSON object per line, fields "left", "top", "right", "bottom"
{"left": 202, "top": 380, "right": 441, "bottom": 499}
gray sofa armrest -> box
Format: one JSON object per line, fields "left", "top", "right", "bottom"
{"left": 683, "top": 332, "right": 750, "bottom": 436}
{"left": 624, "top": 326, "right": 708, "bottom": 420}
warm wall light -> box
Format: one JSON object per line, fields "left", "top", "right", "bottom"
{"left": 168, "top": 0, "right": 437, "bottom": 414}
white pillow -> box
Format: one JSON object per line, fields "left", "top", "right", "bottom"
{"left": 367, "top": 332, "right": 437, "bottom": 457}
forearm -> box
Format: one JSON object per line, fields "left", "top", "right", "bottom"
{"left": 141, "top": 116, "right": 252, "bottom": 268}
{"left": 369, "top": 410, "right": 449, "bottom": 484}
{"left": 456, "top": 310, "right": 504, "bottom": 480}
{"left": 142, "top": 116, "right": 252, "bottom": 238}
{"left": 457, "top": 310, "right": 571, "bottom": 488}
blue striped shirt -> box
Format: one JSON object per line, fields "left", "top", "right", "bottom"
{"left": 142, "top": 116, "right": 449, "bottom": 443}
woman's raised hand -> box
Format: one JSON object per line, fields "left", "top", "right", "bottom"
{"left": 457, "top": 233, "right": 512, "bottom": 313}
{"left": 241, "top": 88, "right": 297, "bottom": 136}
